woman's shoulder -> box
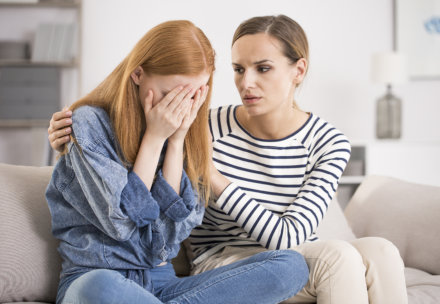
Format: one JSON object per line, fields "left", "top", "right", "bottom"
{"left": 302, "top": 113, "right": 351, "bottom": 152}
{"left": 71, "top": 106, "right": 113, "bottom": 145}
{"left": 209, "top": 104, "right": 236, "bottom": 140}
{"left": 73, "top": 105, "right": 109, "bottom": 124}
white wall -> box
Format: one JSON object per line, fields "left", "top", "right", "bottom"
{"left": 80, "top": 0, "right": 440, "bottom": 143}
{"left": 78, "top": 0, "right": 440, "bottom": 186}
{"left": 1, "top": 0, "right": 439, "bottom": 185}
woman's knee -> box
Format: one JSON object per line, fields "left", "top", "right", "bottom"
{"left": 267, "top": 250, "right": 309, "bottom": 293}
{"left": 66, "top": 269, "right": 125, "bottom": 301}
{"left": 300, "top": 240, "right": 366, "bottom": 277}
{"left": 352, "top": 237, "right": 403, "bottom": 265}
{"left": 318, "top": 240, "right": 364, "bottom": 265}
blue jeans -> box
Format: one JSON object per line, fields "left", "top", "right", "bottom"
{"left": 61, "top": 249, "right": 308, "bottom": 304}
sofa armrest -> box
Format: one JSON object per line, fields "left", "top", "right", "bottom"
{"left": 344, "top": 175, "right": 440, "bottom": 275}
{"left": 0, "top": 163, "right": 60, "bottom": 303}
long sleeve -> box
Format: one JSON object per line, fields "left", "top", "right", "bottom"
{"left": 151, "top": 169, "right": 199, "bottom": 222}
{"left": 190, "top": 107, "right": 351, "bottom": 264}
{"left": 62, "top": 106, "right": 165, "bottom": 241}
{"left": 214, "top": 143, "right": 349, "bottom": 250}
{"left": 67, "top": 140, "right": 160, "bottom": 241}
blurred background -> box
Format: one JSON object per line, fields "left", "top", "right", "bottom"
{"left": 0, "top": 0, "right": 439, "bottom": 206}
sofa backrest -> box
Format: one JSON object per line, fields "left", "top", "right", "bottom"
{"left": 345, "top": 175, "right": 440, "bottom": 275}
{"left": 315, "top": 196, "right": 356, "bottom": 242}
{"left": 0, "top": 163, "right": 60, "bottom": 303}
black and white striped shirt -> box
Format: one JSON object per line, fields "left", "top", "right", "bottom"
{"left": 190, "top": 105, "right": 351, "bottom": 265}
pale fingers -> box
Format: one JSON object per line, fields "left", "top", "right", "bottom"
{"left": 52, "top": 108, "right": 72, "bottom": 122}
{"left": 50, "top": 134, "right": 71, "bottom": 152}
{"left": 155, "top": 85, "right": 184, "bottom": 110}
{"left": 173, "top": 87, "right": 195, "bottom": 119}
{"left": 190, "top": 85, "right": 208, "bottom": 119}
{"left": 168, "top": 85, "right": 194, "bottom": 114}
{"left": 179, "top": 99, "right": 194, "bottom": 124}
{"left": 189, "top": 89, "right": 202, "bottom": 119}
{"left": 49, "top": 127, "right": 71, "bottom": 143}
{"left": 49, "top": 109, "right": 72, "bottom": 134}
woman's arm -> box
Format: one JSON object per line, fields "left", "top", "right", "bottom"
{"left": 64, "top": 107, "right": 160, "bottom": 241}
{"left": 162, "top": 85, "right": 208, "bottom": 193}
{"left": 209, "top": 137, "right": 351, "bottom": 250}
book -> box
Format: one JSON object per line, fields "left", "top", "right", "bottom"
{"left": 31, "top": 22, "right": 77, "bottom": 63}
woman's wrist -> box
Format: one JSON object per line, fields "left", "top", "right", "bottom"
{"left": 143, "top": 129, "right": 167, "bottom": 147}
{"left": 211, "top": 169, "right": 231, "bottom": 198}
{"left": 167, "top": 136, "right": 185, "bottom": 150}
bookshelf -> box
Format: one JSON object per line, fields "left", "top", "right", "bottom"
{"left": 0, "top": 0, "right": 81, "bottom": 166}
{"left": 337, "top": 145, "right": 366, "bottom": 209}
{"left": 336, "top": 140, "right": 440, "bottom": 209}
{"left": 0, "top": 1, "right": 79, "bottom": 8}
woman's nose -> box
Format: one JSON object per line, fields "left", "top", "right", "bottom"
{"left": 240, "top": 71, "right": 256, "bottom": 89}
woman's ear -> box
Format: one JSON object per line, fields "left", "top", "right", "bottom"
{"left": 293, "top": 58, "right": 308, "bottom": 85}
{"left": 130, "top": 66, "right": 144, "bottom": 85}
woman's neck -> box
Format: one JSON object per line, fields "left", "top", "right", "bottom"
{"left": 237, "top": 105, "right": 309, "bottom": 140}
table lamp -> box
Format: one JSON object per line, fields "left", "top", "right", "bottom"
{"left": 370, "top": 52, "right": 408, "bottom": 139}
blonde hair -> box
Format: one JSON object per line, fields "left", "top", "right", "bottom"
{"left": 68, "top": 20, "right": 215, "bottom": 204}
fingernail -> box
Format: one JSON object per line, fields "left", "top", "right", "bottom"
{"left": 66, "top": 111, "right": 72, "bottom": 115}
{"left": 65, "top": 127, "right": 71, "bottom": 133}
{"left": 66, "top": 119, "right": 72, "bottom": 124}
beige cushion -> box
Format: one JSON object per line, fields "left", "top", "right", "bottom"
{"left": 345, "top": 175, "right": 440, "bottom": 275}
{"left": 405, "top": 267, "right": 440, "bottom": 304}
{"left": 0, "top": 163, "right": 60, "bottom": 303}
{"left": 316, "top": 197, "right": 356, "bottom": 241}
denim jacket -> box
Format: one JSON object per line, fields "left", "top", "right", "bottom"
{"left": 45, "top": 106, "right": 204, "bottom": 302}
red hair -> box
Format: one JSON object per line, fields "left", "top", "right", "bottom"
{"left": 68, "top": 20, "right": 215, "bottom": 204}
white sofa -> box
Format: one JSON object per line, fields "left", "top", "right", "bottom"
{"left": 0, "top": 163, "right": 439, "bottom": 303}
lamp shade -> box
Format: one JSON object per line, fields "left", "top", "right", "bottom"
{"left": 370, "top": 52, "right": 408, "bottom": 84}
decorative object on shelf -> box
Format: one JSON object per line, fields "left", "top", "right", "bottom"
{"left": 0, "top": 41, "right": 29, "bottom": 60}
{"left": 0, "top": 66, "right": 60, "bottom": 120}
{"left": 0, "top": 0, "right": 38, "bottom": 3}
{"left": 32, "top": 22, "right": 77, "bottom": 63}
{"left": 370, "top": 51, "right": 408, "bottom": 139}
{"left": 395, "top": 0, "right": 440, "bottom": 79}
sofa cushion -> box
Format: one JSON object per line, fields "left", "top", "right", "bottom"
{"left": 316, "top": 197, "right": 356, "bottom": 241}
{"left": 0, "top": 163, "right": 60, "bottom": 303}
{"left": 405, "top": 267, "right": 440, "bottom": 304}
{"left": 345, "top": 175, "right": 440, "bottom": 275}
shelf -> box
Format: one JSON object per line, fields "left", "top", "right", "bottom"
{"left": 0, "top": 119, "right": 49, "bottom": 128}
{"left": 0, "top": 59, "right": 78, "bottom": 67}
{"left": 0, "top": 1, "right": 79, "bottom": 8}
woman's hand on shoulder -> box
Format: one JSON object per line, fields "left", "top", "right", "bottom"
{"left": 48, "top": 107, "right": 72, "bottom": 152}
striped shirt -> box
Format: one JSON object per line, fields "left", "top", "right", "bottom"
{"left": 190, "top": 105, "right": 351, "bottom": 265}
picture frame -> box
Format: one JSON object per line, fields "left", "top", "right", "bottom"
{"left": 394, "top": 0, "right": 440, "bottom": 79}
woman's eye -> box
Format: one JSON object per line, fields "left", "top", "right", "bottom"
{"left": 258, "top": 66, "right": 271, "bottom": 73}
{"left": 233, "top": 67, "right": 244, "bottom": 74}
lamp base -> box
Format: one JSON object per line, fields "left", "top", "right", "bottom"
{"left": 376, "top": 86, "right": 402, "bottom": 139}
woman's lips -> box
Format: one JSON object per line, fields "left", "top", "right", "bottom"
{"left": 243, "top": 95, "right": 261, "bottom": 105}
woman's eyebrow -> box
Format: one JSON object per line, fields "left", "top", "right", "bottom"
{"left": 232, "top": 59, "right": 273, "bottom": 66}
{"left": 253, "top": 59, "right": 273, "bottom": 64}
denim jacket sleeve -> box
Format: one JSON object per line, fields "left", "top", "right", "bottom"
{"left": 67, "top": 140, "right": 161, "bottom": 240}
{"left": 66, "top": 106, "right": 160, "bottom": 241}
{"left": 151, "top": 169, "right": 198, "bottom": 222}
